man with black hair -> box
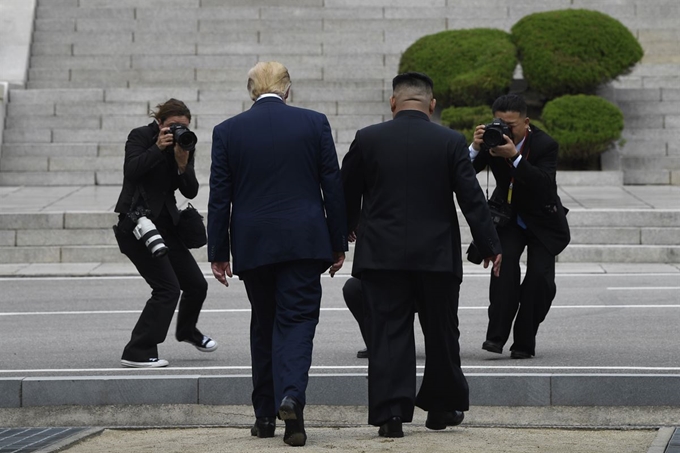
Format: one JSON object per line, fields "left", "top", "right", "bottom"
{"left": 470, "top": 94, "right": 570, "bottom": 360}
{"left": 342, "top": 72, "right": 502, "bottom": 438}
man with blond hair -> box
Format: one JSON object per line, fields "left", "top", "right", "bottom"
{"left": 208, "top": 61, "right": 348, "bottom": 447}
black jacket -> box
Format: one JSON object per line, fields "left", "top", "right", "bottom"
{"left": 114, "top": 121, "right": 199, "bottom": 225}
{"left": 341, "top": 110, "right": 501, "bottom": 280}
{"left": 472, "top": 125, "right": 570, "bottom": 256}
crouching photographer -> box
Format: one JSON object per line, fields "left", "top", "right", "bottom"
{"left": 113, "top": 98, "right": 217, "bottom": 368}
{"left": 467, "top": 94, "right": 570, "bottom": 361}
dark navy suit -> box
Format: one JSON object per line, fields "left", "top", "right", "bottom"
{"left": 208, "top": 96, "right": 347, "bottom": 418}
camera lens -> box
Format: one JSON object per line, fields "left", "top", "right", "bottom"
{"left": 174, "top": 128, "right": 197, "bottom": 150}
{"left": 482, "top": 128, "right": 505, "bottom": 148}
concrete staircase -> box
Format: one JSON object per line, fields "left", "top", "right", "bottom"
{"left": 0, "top": 0, "right": 679, "bottom": 265}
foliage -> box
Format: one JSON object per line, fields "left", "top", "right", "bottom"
{"left": 541, "top": 94, "right": 624, "bottom": 169}
{"left": 399, "top": 29, "right": 517, "bottom": 108}
{"left": 440, "top": 105, "right": 494, "bottom": 144}
{"left": 511, "top": 9, "right": 644, "bottom": 99}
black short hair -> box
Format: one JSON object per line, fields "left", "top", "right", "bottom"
{"left": 392, "top": 72, "right": 434, "bottom": 93}
{"left": 491, "top": 94, "right": 527, "bottom": 116}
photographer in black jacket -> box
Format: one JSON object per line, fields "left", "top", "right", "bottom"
{"left": 469, "top": 94, "right": 570, "bottom": 359}
{"left": 114, "top": 98, "right": 216, "bottom": 368}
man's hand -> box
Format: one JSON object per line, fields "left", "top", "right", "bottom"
{"left": 329, "top": 251, "right": 345, "bottom": 277}
{"left": 471, "top": 124, "right": 486, "bottom": 152}
{"left": 348, "top": 231, "right": 357, "bottom": 243}
{"left": 488, "top": 135, "right": 517, "bottom": 159}
{"left": 211, "top": 261, "right": 233, "bottom": 287}
{"left": 484, "top": 254, "right": 502, "bottom": 278}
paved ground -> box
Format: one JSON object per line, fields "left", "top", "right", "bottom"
{"left": 58, "top": 425, "right": 663, "bottom": 453}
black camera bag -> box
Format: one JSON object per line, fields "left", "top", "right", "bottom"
{"left": 176, "top": 203, "right": 207, "bottom": 249}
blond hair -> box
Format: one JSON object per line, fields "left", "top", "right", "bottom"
{"left": 247, "top": 61, "right": 291, "bottom": 101}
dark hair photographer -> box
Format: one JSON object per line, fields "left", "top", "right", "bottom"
{"left": 468, "top": 94, "right": 570, "bottom": 360}
{"left": 113, "top": 98, "right": 217, "bottom": 368}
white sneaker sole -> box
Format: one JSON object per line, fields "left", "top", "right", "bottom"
{"left": 121, "top": 359, "right": 169, "bottom": 368}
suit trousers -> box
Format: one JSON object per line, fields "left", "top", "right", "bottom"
{"left": 486, "top": 222, "right": 557, "bottom": 356}
{"left": 240, "top": 259, "right": 325, "bottom": 418}
{"left": 361, "top": 270, "right": 469, "bottom": 426}
{"left": 342, "top": 276, "right": 369, "bottom": 348}
{"left": 115, "top": 222, "right": 208, "bottom": 361}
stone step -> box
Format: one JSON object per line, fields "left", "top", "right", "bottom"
{"left": 2, "top": 224, "right": 679, "bottom": 249}
{"left": 2, "top": 241, "right": 679, "bottom": 264}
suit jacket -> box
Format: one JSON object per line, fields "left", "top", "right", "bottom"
{"left": 341, "top": 110, "right": 501, "bottom": 280}
{"left": 472, "top": 125, "right": 570, "bottom": 256}
{"left": 114, "top": 121, "right": 199, "bottom": 225}
{"left": 207, "top": 97, "right": 348, "bottom": 275}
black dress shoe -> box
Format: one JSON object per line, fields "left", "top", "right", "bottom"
{"left": 510, "top": 350, "right": 533, "bottom": 359}
{"left": 482, "top": 340, "right": 503, "bottom": 354}
{"left": 279, "top": 396, "right": 307, "bottom": 447}
{"left": 425, "top": 410, "right": 464, "bottom": 430}
{"left": 378, "top": 416, "right": 404, "bottom": 438}
{"left": 250, "top": 416, "right": 276, "bottom": 438}
{"left": 356, "top": 347, "right": 369, "bottom": 359}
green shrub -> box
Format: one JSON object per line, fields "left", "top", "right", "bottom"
{"left": 440, "top": 105, "right": 493, "bottom": 144}
{"left": 541, "top": 94, "right": 624, "bottom": 169}
{"left": 511, "top": 9, "right": 643, "bottom": 99}
{"left": 399, "top": 28, "right": 517, "bottom": 107}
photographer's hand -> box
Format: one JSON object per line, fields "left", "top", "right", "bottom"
{"left": 484, "top": 254, "right": 502, "bottom": 278}
{"left": 156, "top": 127, "right": 174, "bottom": 151}
{"left": 488, "top": 135, "right": 517, "bottom": 159}
{"left": 174, "top": 144, "right": 189, "bottom": 174}
{"left": 211, "top": 261, "right": 233, "bottom": 287}
{"left": 471, "top": 124, "right": 486, "bottom": 151}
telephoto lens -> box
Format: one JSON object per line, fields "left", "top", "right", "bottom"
{"left": 169, "top": 124, "right": 198, "bottom": 150}
{"left": 133, "top": 216, "right": 168, "bottom": 258}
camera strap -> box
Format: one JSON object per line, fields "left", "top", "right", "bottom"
{"left": 505, "top": 128, "right": 531, "bottom": 205}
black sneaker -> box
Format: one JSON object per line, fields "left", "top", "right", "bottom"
{"left": 184, "top": 335, "right": 218, "bottom": 352}
{"left": 121, "top": 358, "right": 169, "bottom": 368}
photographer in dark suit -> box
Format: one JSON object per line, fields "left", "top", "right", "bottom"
{"left": 114, "top": 99, "right": 216, "bottom": 368}
{"left": 470, "top": 94, "right": 570, "bottom": 359}
{"left": 342, "top": 72, "right": 502, "bottom": 438}
{"left": 208, "top": 62, "right": 347, "bottom": 447}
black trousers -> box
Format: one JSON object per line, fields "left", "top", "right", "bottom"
{"left": 361, "top": 270, "right": 468, "bottom": 426}
{"left": 486, "top": 222, "right": 557, "bottom": 356}
{"left": 240, "top": 259, "right": 325, "bottom": 419}
{"left": 115, "top": 220, "right": 208, "bottom": 362}
{"left": 342, "top": 276, "right": 369, "bottom": 348}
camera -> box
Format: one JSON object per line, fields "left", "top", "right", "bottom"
{"left": 466, "top": 198, "right": 512, "bottom": 265}
{"left": 482, "top": 118, "right": 512, "bottom": 148}
{"left": 168, "top": 124, "right": 197, "bottom": 150}
{"left": 487, "top": 198, "right": 512, "bottom": 228}
{"left": 128, "top": 206, "right": 168, "bottom": 258}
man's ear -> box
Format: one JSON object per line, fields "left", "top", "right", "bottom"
{"left": 429, "top": 98, "right": 436, "bottom": 115}
{"left": 284, "top": 87, "right": 290, "bottom": 100}
{"left": 389, "top": 95, "right": 396, "bottom": 112}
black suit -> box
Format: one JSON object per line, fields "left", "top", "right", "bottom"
{"left": 472, "top": 125, "right": 570, "bottom": 356}
{"left": 114, "top": 121, "right": 208, "bottom": 362}
{"left": 342, "top": 110, "right": 501, "bottom": 426}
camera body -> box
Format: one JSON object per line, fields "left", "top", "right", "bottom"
{"left": 466, "top": 198, "right": 512, "bottom": 265}
{"left": 167, "top": 124, "right": 197, "bottom": 150}
{"left": 482, "top": 118, "right": 513, "bottom": 148}
{"left": 127, "top": 206, "right": 168, "bottom": 258}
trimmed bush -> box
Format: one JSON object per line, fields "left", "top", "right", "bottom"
{"left": 440, "top": 105, "right": 493, "bottom": 144}
{"left": 511, "top": 9, "right": 643, "bottom": 99}
{"left": 399, "top": 28, "right": 517, "bottom": 107}
{"left": 541, "top": 94, "right": 624, "bottom": 169}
